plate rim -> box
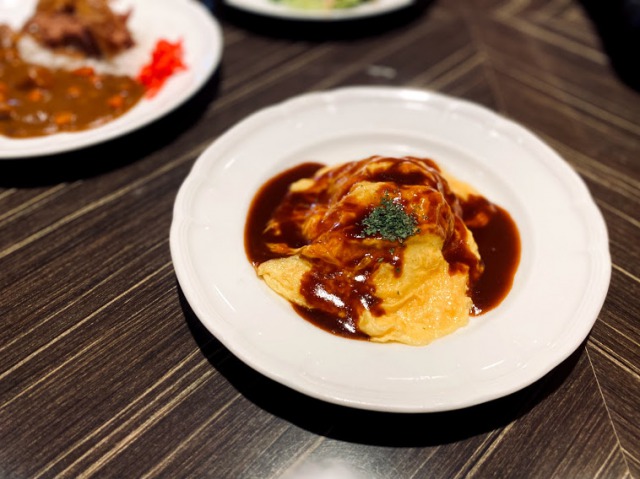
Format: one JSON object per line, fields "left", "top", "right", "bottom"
{"left": 170, "top": 86, "right": 611, "bottom": 412}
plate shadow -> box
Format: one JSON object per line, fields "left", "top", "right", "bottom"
{"left": 179, "top": 285, "right": 582, "bottom": 447}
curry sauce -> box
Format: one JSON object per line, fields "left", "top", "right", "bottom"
{"left": 0, "top": 25, "right": 143, "bottom": 139}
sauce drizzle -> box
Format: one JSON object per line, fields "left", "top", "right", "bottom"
{"left": 245, "top": 159, "right": 521, "bottom": 339}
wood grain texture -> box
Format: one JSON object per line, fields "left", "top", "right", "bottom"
{"left": 1, "top": 0, "right": 639, "bottom": 477}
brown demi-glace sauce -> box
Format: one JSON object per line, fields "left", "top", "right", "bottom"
{"left": 0, "top": 25, "right": 143, "bottom": 139}
{"left": 245, "top": 158, "right": 521, "bottom": 340}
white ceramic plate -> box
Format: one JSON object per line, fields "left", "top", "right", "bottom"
{"left": 170, "top": 86, "right": 611, "bottom": 413}
{"left": 0, "top": 0, "right": 222, "bottom": 159}
{"left": 223, "top": 0, "right": 412, "bottom": 21}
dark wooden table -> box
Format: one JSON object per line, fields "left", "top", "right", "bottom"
{"left": 2, "top": 0, "right": 639, "bottom": 477}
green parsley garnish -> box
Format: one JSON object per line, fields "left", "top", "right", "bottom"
{"left": 361, "top": 194, "right": 419, "bottom": 242}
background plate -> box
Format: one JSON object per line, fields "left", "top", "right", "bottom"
{"left": 223, "top": 0, "right": 413, "bottom": 21}
{"left": 0, "top": 0, "right": 222, "bottom": 158}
